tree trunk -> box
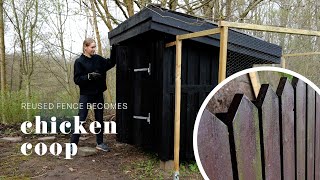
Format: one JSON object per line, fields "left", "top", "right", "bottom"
{"left": 90, "top": 0, "right": 113, "bottom": 103}
{"left": 213, "top": 0, "right": 220, "bottom": 21}
{"left": 25, "top": 74, "right": 31, "bottom": 120}
{"left": 226, "top": 0, "right": 232, "bottom": 20}
{"left": 18, "top": 56, "right": 23, "bottom": 90}
{"left": 90, "top": 0, "right": 103, "bottom": 55}
{"left": 10, "top": 40, "right": 16, "bottom": 91}
{"left": 0, "top": 0, "right": 6, "bottom": 92}
{"left": 124, "top": 0, "right": 134, "bottom": 17}
{"left": 57, "top": 0, "right": 71, "bottom": 94}
{"left": 239, "top": 0, "right": 264, "bottom": 22}
{"left": 0, "top": 0, "right": 6, "bottom": 123}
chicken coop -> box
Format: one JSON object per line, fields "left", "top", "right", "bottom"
{"left": 108, "top": 5, "right": 282, "bottom": 161}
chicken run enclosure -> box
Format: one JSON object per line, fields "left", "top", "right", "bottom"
{"left": 108, "top": 6, "right": 282, "bottom": 161}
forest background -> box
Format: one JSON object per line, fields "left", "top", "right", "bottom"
{"left": 0, "top": 0, "right": 319, "bottom": 124}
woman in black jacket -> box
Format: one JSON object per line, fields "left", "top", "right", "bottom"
{"left": 71, "top": 38, "right": 116, "bottom": 152}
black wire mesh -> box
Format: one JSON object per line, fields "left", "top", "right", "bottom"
{"left": 225, "top": 28, "right": 320, "bottom": 87}
{"left": 226, "top": 29, "right": 281, "bottom": 77}
{"left": 226, "top": 50, "right": 274, "bottom": 77}
{"left": 285, "top": 55, "right": 320, "bottom": 86}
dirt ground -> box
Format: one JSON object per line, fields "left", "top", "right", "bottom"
{"left": 0, "top": 124, "right": 202, "bottom": 180}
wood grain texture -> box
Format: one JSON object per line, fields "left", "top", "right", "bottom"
{"left": 256, "top": 84, "right": 281, "bottom": 180}
{"left": 292, "top": 78, "right": 307, "bottom": 180}
{"left": 276, "top": 77, "right": 295, "bottom": 180}
{"left": 198, "top": 109, "right": 233, "bottom": 180}
{"left": 306, "top": 85, "right": 315, "bottom": 180}
{"left": 228, "top": 94, "right": 263, "bottom": 180}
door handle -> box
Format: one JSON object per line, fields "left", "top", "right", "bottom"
{"left": 133, "top": 63, "right": 151, "bottom": 75}
{"left": 133, "top": 113, "right": 151, "bottom": 124}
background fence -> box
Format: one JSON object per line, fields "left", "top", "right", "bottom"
{"left": 198, "top": 77, "right": 320, "bottom": 180}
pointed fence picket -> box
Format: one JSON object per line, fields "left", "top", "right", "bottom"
{"left": 198, "top": 77, "right": 319, "bottom": 180}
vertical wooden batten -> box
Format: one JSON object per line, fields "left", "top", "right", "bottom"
{"left": 218, "top": 26, "right": 229, "bottom": 83}
{"left": 174, "top": 38, "right": 182, "bottom": 178}
{"left": 249, "top": 72, "right": 261, "bottom": 98}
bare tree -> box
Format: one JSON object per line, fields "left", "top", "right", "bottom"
{"left": 238, "top": 0, "right": 264, "bottom": 22}
{"left": 92, "top": 0, "right": 118, "bottom": 30}
{"left": 0, "top": 0, "right": 6, "bottom": 123}
{"left": 40, "top": 0, "right": 73, "bottom": 95}
{"left": 0, "top": 0, "right": 6, "bottom": 93}
{"left": 90, "top": 0, "right": 103, "bottom": 55}
{"left": 8, "top": 0, "right": 39, "bottom": 99}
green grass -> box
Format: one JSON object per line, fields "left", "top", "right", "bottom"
{"left": 188, "top": 161, "right": 199, "bottom": 172}
{"left": 180, "top": 161, "right": 200, "bottom": 176}
{"left": 278, "top": 72, "right": 294, "bottom": 82}
{"left": 0, "top": 90, "right": 79, "bottom": 125}
{"left": 124, "top": 153, "right": 164, "bottom": 179}
{"left": 123, "top": 151, "right": 201, "bottom": 179}
{"left": 0, "top": 91, "right": 40, "bottom": 124}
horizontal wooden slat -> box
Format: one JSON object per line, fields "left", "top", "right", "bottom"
{"left": 177, "top": 28, "right": 221, "bottom": 40}
{"left": 219, "top": 21, "right": 320, "bottom": 36}
{"left": 165, "top": 41, "right": 176, "bottom": 48}
{"left": 282, "top": 52, "right": 320, "bottom": 57}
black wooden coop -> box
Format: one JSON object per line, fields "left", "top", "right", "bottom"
{"left": 108, "top": 6, "right": 282, "bottom": 161}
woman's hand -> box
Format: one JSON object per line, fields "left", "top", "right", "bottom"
{"left": 88, "top": 72, "right": 102, "bottom": 80}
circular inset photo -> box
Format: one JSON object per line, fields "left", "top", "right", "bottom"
{"left": 193, "top": 67, "right": 320, "bottom": 180}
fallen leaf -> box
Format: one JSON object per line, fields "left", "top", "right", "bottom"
{"left": 69, "top": 167, "right": 76, "bottom": 172}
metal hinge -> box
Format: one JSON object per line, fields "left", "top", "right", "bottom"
{"left": 133, "top": 113, "right": 151, "bottom": 124}
{"left": 134, "top": 63, "right": 151, "bottom": 75}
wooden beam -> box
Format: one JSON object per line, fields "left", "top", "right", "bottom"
{"left": 174, "top": 39, "right": 182, "bottom": 176}
{"left": 281, "top": 57, "right": 286, "bottom": 68}
{"left": 165, "top": 41, "right": 176, "bottom": 48}
{"left": 177, "top": 28, "right": 221, "bottom": 40}
{"left": 219, "top": 21, "right": 320, "bottom": 36}
{"left": 218, "top": 26, "right": 229, "bottom": 83}
{"left": 282, "top": 52, "right": 320, "bottom": 57}
{"left": 249, "top": 72, "right": 261, "bottom": 98}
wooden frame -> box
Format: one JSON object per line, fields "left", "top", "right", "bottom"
{"left": 169, "top": 21, "right": 320, "bottom": 176}
{"left": 169, "top": 28, "right": 223, "bottom": 176}
{"left": 281, "top": 56, "right": 286, "bottom": 68}
{"left": 174, "top": 39, "right": 182, "bottom": 174}
{"left": 249, "top": 72, "right": 261, "bottom": 98}
{"left": 176, "top": 28, "right": 221, "bottom": 40}
{"left": 165, "top": 41, "right": 176, "bottom": 48}
{"left": 281, "top": 52, "right": 320, "bottom": 68}
{"left": 218, "top": 26, "right": 229, "bottom": 83}
{"left": 282, "top": 52, "right": 320, "bottom": 57}
{"left": 219, "top": 21, "right": 320, "bottom": 36}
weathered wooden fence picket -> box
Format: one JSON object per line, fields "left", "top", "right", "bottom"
{"left": 198, "top": 77, "right": 320, "bottom": 180}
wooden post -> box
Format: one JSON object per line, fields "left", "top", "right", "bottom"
{"left": 249, "top": 72, "right": 261, "bottom": 98}
{"left": 281, "top": 56, "right": 286, "bottom": 68}
{"left": 218, "top": 26, "right": 228, "bottom": 83}
{"left": 174, "top": 38, "right": 182, "bottom": 178}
